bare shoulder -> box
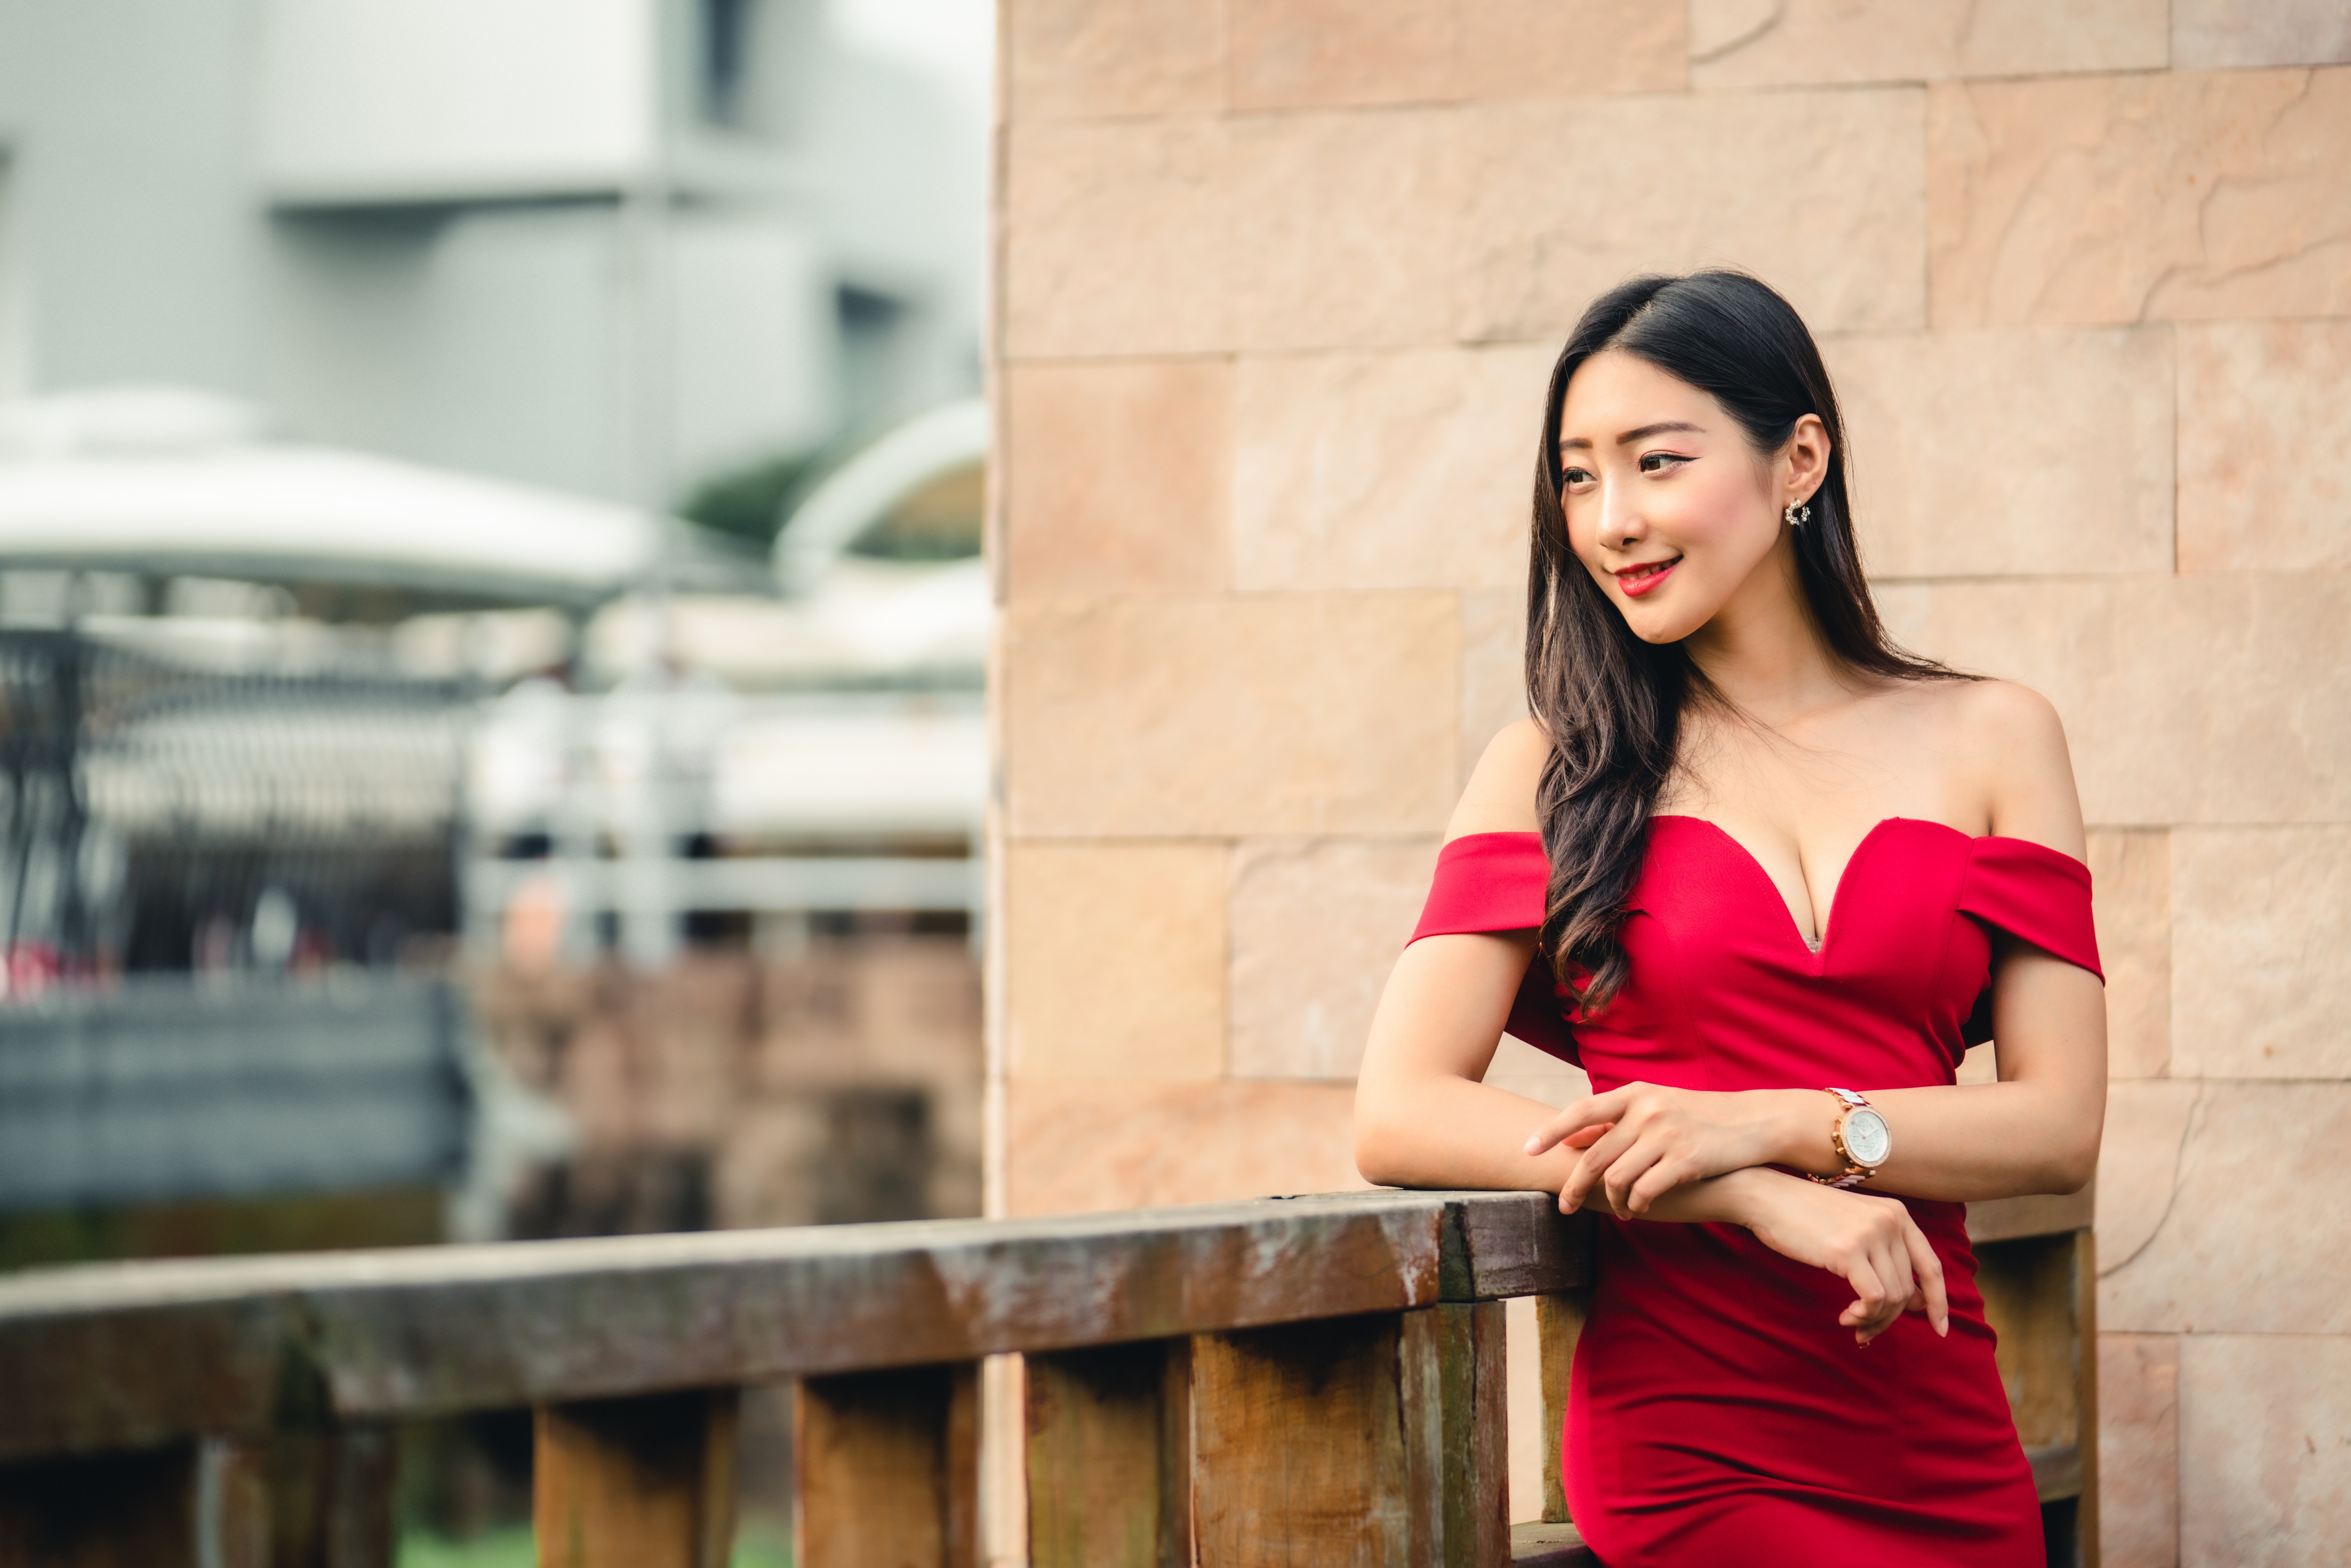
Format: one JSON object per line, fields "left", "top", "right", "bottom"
{"left": 1446, "top": 718, "right": 1548, "bottom": 840}
{"left": 1941, "top": 679, "right": 2085, "bottom": 858}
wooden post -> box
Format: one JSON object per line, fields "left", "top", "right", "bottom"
{"left": 535, "top": 1389, "right": 738, "bottom": 1568}
{"left": 796, "top": 1363, "right": 980, "bottom": 1568}
{"left": 2071, "top": 1229, "right": 2101, "bottom": 1568}
{"left": 1193, "top": 1306, "right": 1504, "bottom": 1568}
{"left": 0, "top": 1445, "right": 198, "bottom": 1568}
{"left": 1535, "top": 1288, "right": 1591, "bottom": 1526}
{"left": 1403, "top": 1302, "right": 1508, "bottom": 1567}
{"left": 1976, "top": 1227, "right": 2098, "bottom": 1568}
{"left": 205, "top": 1428, "right": 397, "bottom": 1568}
{"left": 1025, "top": 1340, "right": 1189, "bottom": 1568}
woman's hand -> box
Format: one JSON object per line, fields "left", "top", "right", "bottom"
{"left": 1525, "top": 1082, "right": 1803, "bottom": 1217}
{"left": 1731, "top": 1170, "right": 1949, "bottom": 1346}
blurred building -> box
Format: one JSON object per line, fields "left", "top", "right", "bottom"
{"left": 0, "top": 0, "right": 984, "bottom": 508}
{"left": 0, "top": 0, "right": 990, "bottom": 1268}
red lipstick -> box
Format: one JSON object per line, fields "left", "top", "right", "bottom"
{"left": 1614, "top": 557, "right": 1681, "bottom": 597}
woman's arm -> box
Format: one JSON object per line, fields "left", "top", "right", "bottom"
{"left": 1354, "top": 723, "right": 1950, "bottom": 1343}
{"left": 1354, "top": 929, "right": 1948, "bottom": 1344}
{"left": 1531, "top": 682, "right": 2108, "bottom": 1214}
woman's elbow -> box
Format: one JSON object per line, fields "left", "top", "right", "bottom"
{"left": 2040, "top": 1125, "right": 2102, "bottom": 1195}
{"left": 1351, "top": 1082, "right": 1419, "bottom": 1188}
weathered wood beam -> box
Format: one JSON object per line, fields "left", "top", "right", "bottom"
{"left": 0, "top": 1191, "right": 1587, "bottom": 1459}
{"left": 534, "top": 1389, "right": 737, "bottom": 1568}
{"left": 796, "top": 1364, "right": 979, "bottom": 1568}
{"left": 1024, "top": 1340, "right": 1189, "bottom": 1568}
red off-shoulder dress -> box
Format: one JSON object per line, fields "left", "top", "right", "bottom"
{"left": 1408, "top": 816, "right": 2102, "bottom": 1567}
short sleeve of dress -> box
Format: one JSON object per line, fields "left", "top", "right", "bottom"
{"left": 1958, "top": 836, "right": 2104, "bottom": 981}
{"left": 1407, "top": 831, "right": 1580, "bottom": 1065}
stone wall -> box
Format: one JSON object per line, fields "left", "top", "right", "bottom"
{"left": 990, "top": 5, "right": 2351, "bottom": 1562}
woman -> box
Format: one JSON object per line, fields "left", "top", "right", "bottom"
{"left": 1352, "top": 271, "right": 2105, "bottom": 1566}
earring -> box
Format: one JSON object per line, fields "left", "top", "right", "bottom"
{"left": 1784, "top": 500, "right": 1811, "bottom": 528}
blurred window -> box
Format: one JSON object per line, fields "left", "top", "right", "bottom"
{"left": 837, "top": 283, "right": 910, "bottom": 430}
{"left": 848, "top": 461, "right": 983, "bottom": 561}
{"left": 701, "top": 0, "right": 757, "bottom": 128}
{"left": 0, "top": 149, "right": 23, "bottom": 399}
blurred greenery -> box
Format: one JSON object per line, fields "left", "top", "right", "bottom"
{"left": 395, "top": 1527, "right": 792, "bottom": 1568}
{"left": 679, "top": 448, "right": 826, "bottom": 547}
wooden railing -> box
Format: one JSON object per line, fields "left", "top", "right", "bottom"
{"left": 0, "top": 1186, "right": 2096, "bottom": 1567}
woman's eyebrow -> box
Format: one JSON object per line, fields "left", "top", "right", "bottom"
{"left": 1557, "top": 420, "right": 1705, "bottom": 451}
{"left": 1615, "top": 420, "right": 1703, "bottom": 444}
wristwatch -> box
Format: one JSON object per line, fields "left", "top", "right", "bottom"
{"left": 1810, "top": 1087, "right": 1891, "bottom": 1190}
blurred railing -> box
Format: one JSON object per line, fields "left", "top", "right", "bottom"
{"left": 0, "top": 1186, "right": 2095, "bottom": 1567}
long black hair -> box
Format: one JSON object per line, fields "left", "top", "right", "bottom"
{"left": 1526, "top": 271, "right": 1959, "bottom": 1013}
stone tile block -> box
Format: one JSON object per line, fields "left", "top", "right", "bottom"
{"left": 1231, "top": 345, "right": 1550, "bottom": 593}
{"left": 1875, "top": 576, "right": 2351, "bottom": 827}
{"left": 1228, "top": 837, "right": 1440, "bottom": 1080}
{"left": 1004, "top": 117, "right": 1231, "bottom": 359}
{"left": 2098, "top": 1083, "right": 2351, "bottom": 1335}
{"left": 1225, "top": 108, "right": 1460, "bottom": 351}
{"left": 1827, "top": 326, "right": 2174, "bottom": 579}
{"left": 1004, "top": 593, "right": 1459, "bottom": 837}
{"left": 2088, "top": 829, "right": 2170, "bottom": 1080}
{"left": 2174, "top": 0, "right": 2351, "bottom": 69}
{"left": 1004, "top": 842, "right": 1229, "bottom": 1081}
{"left": 1228, "top": 0, "right": 1457, "bottom": 110}
{"left": 1459, "top": 585, "right": 1528, "bottom": 789}
{"left": 1484, "top": 1033, "right": 1590, "bottom": 1111}
{"left": 1008, "top": 0, "right": 1227, "bottom": 121}
{"left": 1928, "top": 69, "right": 2351, "bottom": 328}
{"left": 1004, "top": 359, "right": 1232, "bottom": 600}
{"left": 2170, "top": 827, "right": 2351, "bottom": 1080}
{"left": 1458, "top": 0, "right": 1687, "bottom": 99}
{"left": 2177, "top": 320, "right": 2351, "bottom": 574}
{"left": 2095, "top": 1080, "right": 2200, "bottom": 1288}
{"left": 1690, "top": 0, "right": 2165, "bottom": 88}
{"left": 2178, "top": 1334, "right": 2351, "bottom": 1565}
{"left": 1002, "top": 1077, "right": 1368, "bottom": 1214}
{"left": 1459, "top": 88, "right": 1926, "bottom": 343}
{"left": 2097, "top": 1333, "right": 2179, "bottom": 1568}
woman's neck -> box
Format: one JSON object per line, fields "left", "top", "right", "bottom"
{"left": 1680, "top": 538, "right": 1855, "bottom": 725}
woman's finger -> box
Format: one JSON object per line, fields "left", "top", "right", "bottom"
{"left": 1900, "top": 1216, "right": 1950, "bottom": 1338}
{"left": 1869, "top": 1234, "right": 1914, "bottom": 1340}
{"left": 1836, "top": 1249, "right": 1891, "bottom": 1344}
{"left": 1561, "top": 1117, "right": 1649, "bottom": 1212}
{"left": 1624, "top": 1153, "right": 1697, "bottom": 1216}
{"left": 1601, "top": 1143, "right": 1670, "bottom": 1218}
{"left": 1524, "top": 1088, "right": 1631, "bottom": 1156}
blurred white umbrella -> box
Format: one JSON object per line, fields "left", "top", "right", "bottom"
{"left": 0, "top": 386, "right": 726, "bottom": 606}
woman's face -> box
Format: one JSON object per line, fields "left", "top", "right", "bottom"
{"left": 1553, "top": 350, "right": 1823, "bottom": 646}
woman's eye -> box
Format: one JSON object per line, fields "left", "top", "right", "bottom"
{"left": 1558, "top": 467, "right": 1592, "bottom": 488}
{"left": 1639, "top": 452, "right": 1689, "bottom": 475}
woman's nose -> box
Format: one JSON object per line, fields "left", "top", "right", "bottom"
{"left": 1599, "top": 486, "right": 1646, "bottom": 550}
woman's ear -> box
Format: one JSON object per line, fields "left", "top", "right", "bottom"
{"left": 1784, "top": 413, "right": 1831, "bottom": 504}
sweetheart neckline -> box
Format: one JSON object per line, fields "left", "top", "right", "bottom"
{"left": 1650, "top": 813, "right": 1929, "bottom": 960}
{"left": 1436, "top": 821, "right": 2089, "bottom": 965}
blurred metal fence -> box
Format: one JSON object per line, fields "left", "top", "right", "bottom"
{"left": 0, "top": 626, "right": 475, "bottom": 1213}
{"left": 0, "top": 626, "right": 467, "bottom": 987}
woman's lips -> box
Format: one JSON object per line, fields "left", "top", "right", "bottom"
{"left": 1614, "top": 557, "right": 1681, "bottom": 598}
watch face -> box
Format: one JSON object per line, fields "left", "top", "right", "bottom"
{"left": 1844, "top": 1107, "right": 1891, "bottom": 1166}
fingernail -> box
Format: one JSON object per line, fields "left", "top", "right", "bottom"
{"left": 1523, "top": 1137, "right": 1542, "bottom": 1154}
